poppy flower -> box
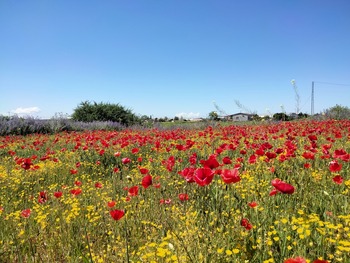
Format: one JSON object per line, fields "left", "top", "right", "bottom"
{"left": 220, "top": 168, "right": 241, "bottom": 184}
{"left": 269, "top": 188, "right": 279, "bottom": 196}
{"left": 74, "top": 180, "right": 82, "bottom": 186}
{"left": 113, "top": 167, "right": 119, "bottom": 173}
{"left": 110, "top": 209, "right": 125, "bottom": 221}
{"left": 302, "top": 151, "right": 315, "bottom": 160}
{"left": 122, "top": 158, "right": 131, "bottom": 164}
{"left": 38, "top": 191, "right": 48, "bottom": 204}
{"left": 128, "top": 186, "right": 139, "bottom": 196}
{"left": 131, "top": 148, "right": 139, "bottom": 154}
{"left": 189, "top": 153, "right": 197, "bottom": 165}
{"left": 54, "top": 191, "right": 63, "bottom": 198}
{"left": 178, "top": 193, "right": 189, "bottom": 201}
{"left": 153, "top": 183, "right": 161, "bottom": 188}
{"left": 141, "top": 174, "right": 153, "bottom": 189}
{"left": 70, "top": 169, "right": 78, "bottom": 175}
{"left": 222, "top": 156, "right": 232, "bottom": 165}
{"left": 312, "top": 260, "right": 329, "bottom": 263}
{"left": 240, "top": 218, "right": 253, "bottom": 230}
{"left": 200, "top": 154, "right": 220, "bottom": 169}
{"left": 178, "top": 167, "right": 195, "bottom": 183}
{"left": 160, "top": 199, "right": 172, "bottom": 205}
{"left": 21, "top": 208, "right": 31, "bottom": 218}
{"left": 139, "top": 167, "right": 149, "bottom": 174}
{"left": 21, "top": 158, "right": 33, "bottom": 170}
{"left": 249, "top": 154, "right": 257, "bottom": 164}
{"left": 284, "top": 257, "right": 306, "bottom": 263}
{"left": 271, "top": 179, "right": 295, "bottom": 194}
{"left": 193, "top": 168, "right": 215, "bottom": 186}
{"left": 248, "top": 201, "right": 258, "bottom": 208}
{"left": 70, "top": 188, "right": 82, "bottom": 196}
{"left": 107, "top": 201, "right": 116, "bottom": 208}
{"left": 95, "top": 182, "right": 103, "bottom": 188}
{"left": 329, "top": 160, "right": 342, "bottom": 172}
{"left": 332, "top": 175, "right": 343, "bottom": 184}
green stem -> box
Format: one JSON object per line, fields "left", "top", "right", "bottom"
{"left": 124, "top": 216, "right": 130, "bottom": 263}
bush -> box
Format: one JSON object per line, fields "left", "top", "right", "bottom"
{"left": 71, "top": 101, "right": 140, "bottom": 126}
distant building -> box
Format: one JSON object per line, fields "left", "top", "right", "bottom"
{"left": 222, "top": 113, "right": 255, "bottom": 121}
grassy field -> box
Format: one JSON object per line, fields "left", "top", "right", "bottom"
{"left": 0, "top": 120, "right": 349, "bottom": 262}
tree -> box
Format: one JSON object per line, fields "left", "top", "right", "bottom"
{"left": 71, "top": 101, "right": 140, "bottom": 126}
{"left": 208, "top": 111, "right": 219, "bottom": 121}
{"left": 273, "top": 112, "right": 290, "bottom": 121}
{"left": 324, "top": 104, "right": 350, "bottom": 120}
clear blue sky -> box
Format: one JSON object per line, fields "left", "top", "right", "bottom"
{"left": 1, "top": 0, "right": 350, "bottom": 119}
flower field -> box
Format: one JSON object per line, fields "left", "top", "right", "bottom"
{"left": 0, "top": 120, "right": 349, "bottom": 263}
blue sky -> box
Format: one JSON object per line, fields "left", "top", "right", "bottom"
{"left": 1, "top": 1, "right": 350, "bottom": 119}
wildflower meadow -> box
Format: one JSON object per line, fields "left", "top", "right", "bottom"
{"left": 0, "top": 120, "right": 349, "bottom": 262}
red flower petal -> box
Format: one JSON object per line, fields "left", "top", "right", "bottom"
{"left": 110, "top": 209, "right": 125, "bottom": 221}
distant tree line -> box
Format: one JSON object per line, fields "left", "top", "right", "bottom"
{"left": 1, "top": 103, "right": 350, "bottom": 135}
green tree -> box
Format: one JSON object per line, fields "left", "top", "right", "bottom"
{"left": 324, "top": 104, "right": 350, "bottom": 120}
{"left": 273, "top": 112, "right": 290, "bottom": 121}
{"left": 71, "top": 101, "right": 140, "bottom": 126}
{"left": 208, "top": 111, "right": 219, "bottom": 121}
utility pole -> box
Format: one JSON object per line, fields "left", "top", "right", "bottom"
{"left": 311, "top": 81, "right": 314, "bottom": 115}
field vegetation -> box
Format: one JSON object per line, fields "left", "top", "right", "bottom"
{"left": 0, "top": 119, "right": 349, "bottom": 262}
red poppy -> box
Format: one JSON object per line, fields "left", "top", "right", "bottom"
{"left": 75, "top": 180, "right": 82, "bottom": 186}
{"left": 110, "top": 209, "right": 125, "bottom": 221}
{"left": 95, "top": 182, "right": 103, "bottom": 188}
{"left": 249, "top": 154, "right": 257, "bottom": 164}
{"left": 153, "top": 183, "right": 161, "bottom": 188}
{"left": 107, "top": 201, "right": 116, "bottom": 208}
{"left": 162, "top": 156, "right": 176, "bottom": 171}
{"left": 178, "top": 167, "right": 195, "bottom": 183}
{"left": 160, "top": 199, "right": 172, "bottom": 205}
{"left": 332, "top": 175, "right": 343, "bottom": 184}
{"left": 269, "top": 188, "right": 279, "bottom": 196}
{"left": 220, "top": 168, "right": 241, "bottom": 184}
{"left": 240, "top": 218, "right": 253, "bottom": 230}
{"left": 122, "top": 158, "right": 131, "bottom": 164}
{"left": 21, "top": 208, "right": 31, "bottom": 218}
{"left": 128, "top": 186, "right": 139, "bottom": 196}
{"left": 193, "top": 168, "right": 215, "bottom": 186}
{"left": 114, "top": 152, "right": 121, "bottom": 157}
{"left": 189, "top": 153, "right": 197, "bottom": 165}
{"left": 304, "top": 163, "right": 311, "bottom": 169}
{"left": 70, "top": 169, "right": 78, "bottom": 175}
{"left": 333, "top": 149, "right": 348, "bottom": 159}
{"left": 284, "top": 257, "right": 306, "bottom": 263}
{"left": 70, "top": 188, "right": 82, "bottom": 196}
{"left": 312, "top": 260, "right": 329, "bottom": 263}
{"left": 248, "top": 201, "right": 258, "bottom": 208}
{"left": 271, "top": 179, "right": 295, "bottom": 194}
{"left": 54, "top": 191, "right": 63, "bottom": 198}
{"left": 38, "top": 191, "right": 48, "bottom": 204}
{"left": 139, "top": 167, "right": 149, "bottom": 174}
{"left": 241, "top": 218, "right": 249, "bottom": 227}
{"left": 21, "top": 158, "right": 33, "bottom": 170}
{"left": 113, "top": 167, "right": 119, "bottom": 173}
{"left": 329, "top": 160, "right": 342, "bottom": 172}
{"left": 222, "top": 156, "right": 232, "bottom": 165}
{"left": 131, "top": 148, "right": 139, "bottom": 154}
{"left": 200, "top": 154, "right": 220, "bottom": 169}
{"left": 178, "top": 193, "right": 189, "bottom": 201}
{"left": 141, "top": 174, "right": 153, "bottom": 189}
